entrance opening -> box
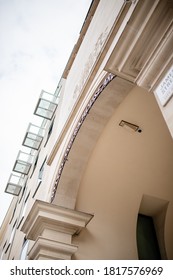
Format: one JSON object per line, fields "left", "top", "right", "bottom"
{"left": 137, "top": 214, "right": 161, "bottom": 260}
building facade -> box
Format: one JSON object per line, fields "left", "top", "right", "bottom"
{"left": 0, "top": 0, "right": 173, "bottom": 260}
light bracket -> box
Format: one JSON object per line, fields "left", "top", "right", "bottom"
{"left": 119, "top": 120, "right": 142, "bottom": 133}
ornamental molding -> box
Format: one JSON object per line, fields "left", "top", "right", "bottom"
{"left": 72, "top": 27, "right": 109, "bottom": 101}
{"left": 50, "top": 73, "right": 115, "bottom": 202}
{"left": 105, "top": 0, "right": 173, "bottom": 91}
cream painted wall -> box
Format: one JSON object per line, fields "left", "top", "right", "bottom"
{"left": 73, "top": 86, "right": 173, "bottom": 259}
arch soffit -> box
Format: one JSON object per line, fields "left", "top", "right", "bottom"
{"left": 52, "top": 75, "right": 134, "bottom": 208}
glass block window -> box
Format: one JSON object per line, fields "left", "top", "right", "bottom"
{"left": 13, "top": 151, "right": 33, "bottom": 175}
{"left": 5, "top": 173, "right": 25, "bottom": 196}
{"left": 5, "top": 183, "right": 21, "bottom": 196}
{"left": 22, "top": 123, "right": 44, "bottom": 150}
{"left": 34, "top": 90, "right": 57, "bottom": 120}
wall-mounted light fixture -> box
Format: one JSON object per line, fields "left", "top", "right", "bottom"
{"left": 119, "top": 120, "right": 142, "bottom": 133}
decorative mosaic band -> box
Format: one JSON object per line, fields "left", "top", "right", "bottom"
{"left": 50, "top": 73, "right": 115, "bottom": 202}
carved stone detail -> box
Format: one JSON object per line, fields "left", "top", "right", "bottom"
{"left": 73, "top": 27, "right": 109, "bottom": 100}
{"left": 51, "top": 73, "right": 115, "bottom": 202}
{"left": 105, "top": 0, "right": 173, "bottom": 91}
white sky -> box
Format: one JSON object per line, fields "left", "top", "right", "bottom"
{"left": 0, "top": 0, "right": 92, "bottom": 226}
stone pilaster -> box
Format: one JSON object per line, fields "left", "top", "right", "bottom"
{"left": 21, "top": 200, "right": 93, "bottom": 260}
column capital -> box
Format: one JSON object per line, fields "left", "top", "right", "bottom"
{"left": 21, "top": 200, "right": 93, "bottom": 259}
{"left": 21, "top": 200, "right": 93, "bottom": 240}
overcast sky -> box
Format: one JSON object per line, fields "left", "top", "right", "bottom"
{"left": 0, "top": 0, "right": 92, "bottom": 226}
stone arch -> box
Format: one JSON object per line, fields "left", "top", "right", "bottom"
{"left": 52, "top": 74, "right": 134, "bottom": 208}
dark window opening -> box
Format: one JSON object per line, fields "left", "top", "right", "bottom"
{"left": 38, "top": 156, "right": 47, "bottom": 180}
{"left": 33, "top": 156, "right": 47, "bottom": 198}
{"left": 44, "top": 118, "right": 55, "bottom": 147}
{"left": 17, "top": 192, "right": 30, "bottom": 229}
{"left": 9, "top": 202, "right": 17, "bottom": 224}
{"left": 19, "top": 180, "right": 27, "bottom": 203}
{"left": 32, "top": 181, "right": 42, "bottom": 198}
{"left": 3, "top": 241, "right": 7, "bottom": 250}
{"left": 30, "top": 152, "right": 39, "bottom": 178}
{"left": 4, "top": 244, "right": 10, "bottom": 254}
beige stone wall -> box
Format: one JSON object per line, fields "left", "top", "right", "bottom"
{"left": 58, "top": 0, "right": 125, "bottom": 134}
{"left": 154, "top": 92, "right": 173, "bottom": 139}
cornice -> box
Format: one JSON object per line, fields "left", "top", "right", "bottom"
{"left": 62, "top": 0, "right": 100, "bottom": 79}
{"left": 105, "top": 0, "right": 173, "bottom": 91}
{"left": 21, "top": 200, "right": 93, "bottom": 240}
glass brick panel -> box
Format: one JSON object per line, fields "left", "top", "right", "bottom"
{"left": 12, "top": 151, "right": 33, "bottom": 175}
{"left": 34, "top": 98, "right": 57, "bottom": 120}
{"left": 5, "top": 173, "right": 25, "bottom": 196}
{"left": 23, "top": 132, "right": 43, "bottom": 150}
{"left": 34, "top": 90, "right": 57, "bottom": 120}
{"left": 13, "top": 160, "right": 31, "bottom": 175}
{"left": 5, "top": 183, "right": 21, "bottom": 196}
{"left": 22, "top": 124, "right": 44, "bottom": 150}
